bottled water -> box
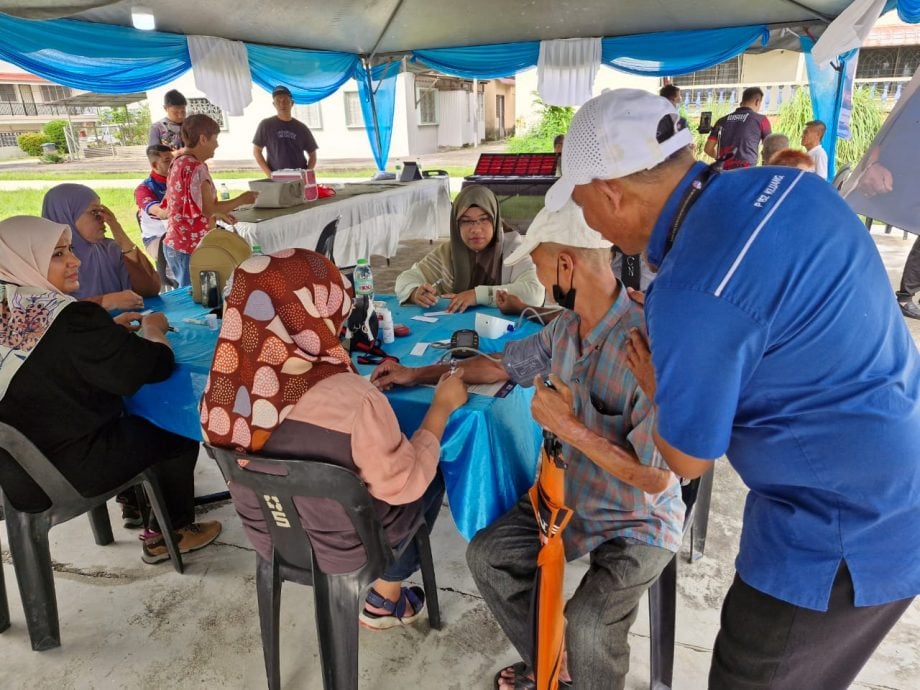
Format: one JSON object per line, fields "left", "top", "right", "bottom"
{"left": 251, "top": 244, "right": 263, "bottom": 255}
{"left": 353, "top": 259, "right": 374, "bottom": 299}
{"left": 219, "top": 183, "right": 230, "bottom": 201}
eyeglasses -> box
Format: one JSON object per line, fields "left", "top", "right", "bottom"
{"left": 458, "top": 217, "right": 493, "bottom": 230}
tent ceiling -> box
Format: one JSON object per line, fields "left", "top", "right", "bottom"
{"left": 1, "top": 0, "right": 853, "bottom": 54}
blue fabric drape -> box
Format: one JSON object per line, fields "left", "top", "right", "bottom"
{"left": 887, "top": 0, "right": 920, "bottom": 23}
{"left": 247, "top": 44, "right": 359, "bottom": 104}
{"left": 356, "top": 61, "right": 401, "bottom": 172}
{"left": 0, "top": 14, "right": 190, "bottom": 92}
{"left": 601, "top": 25, "right": 769, "bottom": 76}
{"left": 801, "top": 36, "right": 857, "bottom": 181}
{"left": 411, "top": 42, "right": 540, "bottom": 79}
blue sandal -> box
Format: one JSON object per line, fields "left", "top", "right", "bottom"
{"left": 359, "top": 585, "right": 426, "bottom": 630}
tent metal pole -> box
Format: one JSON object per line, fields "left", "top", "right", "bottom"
{"left": 369, "top": 0, "right": 406, "bottom": 61}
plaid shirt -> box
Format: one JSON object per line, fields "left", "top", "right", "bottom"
{"left": 503, "top": 288, "right": 685, "bottom": 560}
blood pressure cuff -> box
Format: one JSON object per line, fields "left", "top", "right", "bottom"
{"left": 501, "top": 331, "right": 552, "bottom": 386}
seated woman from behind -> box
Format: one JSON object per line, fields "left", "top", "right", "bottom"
{"left": 42, "top": 183, "right": 159, "bottom": 311}
{"left": 395, "top": 185, "right": 544, "bottom": 313}
{"left": 0, "top": 216, "right": 220, "bottom": 565}
{"left": 201, "top": 249, "right": 468, "bottom": 628}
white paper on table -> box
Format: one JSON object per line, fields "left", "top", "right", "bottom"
{"left": 424, "top": 310, "right": 451, "bottom": 316}
{"left": 410, "top": 342, "right": 429, "bottom": 356}
{"left": 412, "top": 315, "right": 438, "bottom": 323}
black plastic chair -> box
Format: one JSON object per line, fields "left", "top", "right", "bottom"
{"left": 0, "top": 530, "right": 9, "bottom": 634}
{"left": 206, "top": 445, "right": 441, "bottom": 690}
{"left": 0, "top": 421, "right": 183, "bottom": 650}
{"left": 648, "top": 466, "right": 715, "bottom": 690}
{"left": 314, "top": 218, "right": 339, "bottom": 264}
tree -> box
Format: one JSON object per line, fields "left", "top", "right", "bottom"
{"left": 99, "top": 103, "right": 152, "bottom": 146}
{"left": 42, "top": 119, "right": 69, "bottom": 153}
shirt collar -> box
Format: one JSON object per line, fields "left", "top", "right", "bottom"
{"left": 647, "top": 161, "right": 709, "bottom": 267}
{"left": 149, "top": 170, "right": 167, "bottom": 183}
{"left": 571, "top": 283, "right": 632, "bottom": 354}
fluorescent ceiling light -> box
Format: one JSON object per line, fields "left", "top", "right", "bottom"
{"left": 131, "top": 6, "right": 155, "bottom": 31}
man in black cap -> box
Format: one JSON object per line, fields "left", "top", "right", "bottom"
{"left": 252, "top": 85, "right": 318, "bottom": 176}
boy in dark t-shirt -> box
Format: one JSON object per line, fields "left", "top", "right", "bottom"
{"left": 252, "top": 85, "right": 319, "bottom": 175}
{"left": 148, "top": 89, "right": 187, "bottom": 151}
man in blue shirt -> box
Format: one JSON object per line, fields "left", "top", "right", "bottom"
{"left": 545, "top": 89, "right": 920, "bottom": 689}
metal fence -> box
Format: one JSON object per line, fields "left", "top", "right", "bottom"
{"left": 0, "top": 102, "right": 99, "bottom": 117}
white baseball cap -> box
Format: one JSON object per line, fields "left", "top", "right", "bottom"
{"left": 544, "top": 88, "right": 693, "bottom": 212}
{"left": 505, "top": 199, "right": 611, "bottom": 266}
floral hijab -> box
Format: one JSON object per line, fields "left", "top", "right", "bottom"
{"left": 200, "top": 249, "right": 355, "bottom": 452}
{"left": 0, "top": 216, "right": 75, "bottom": 400}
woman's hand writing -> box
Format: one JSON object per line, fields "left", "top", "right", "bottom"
{"left": 410, "top": 284, "right": 440, "bottom": 308}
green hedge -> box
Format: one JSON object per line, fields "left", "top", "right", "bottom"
{"left": 17, "top": 132, "right": 50, "bottom": 156}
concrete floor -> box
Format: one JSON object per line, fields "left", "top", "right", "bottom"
{"left": 1, "top": 228, "right": 918, "bottom": 690}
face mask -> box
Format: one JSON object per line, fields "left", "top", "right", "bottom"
{"left": 552, "top": 258, "right": 577, "bottom": 310}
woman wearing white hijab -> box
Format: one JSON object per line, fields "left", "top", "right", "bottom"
{"left": 0, "top": 216, "right": 220, "bottom": 564}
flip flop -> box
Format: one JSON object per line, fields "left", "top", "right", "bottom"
{"left": 493, "top": 661, "right": 573, "bottom": 689}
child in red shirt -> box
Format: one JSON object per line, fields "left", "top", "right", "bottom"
{"left": 163, "top": 114, "right": 257, "bottom": 287}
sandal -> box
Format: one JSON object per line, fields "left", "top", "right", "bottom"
{"left": 493, "top": 661, "right": 573, "bottom": 689}
{"left": 358, "top": 585, "right": 426, "bottom": 631}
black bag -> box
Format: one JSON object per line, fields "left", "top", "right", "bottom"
{"left": 342, "top": 295, "right": 380, "bottom": 353}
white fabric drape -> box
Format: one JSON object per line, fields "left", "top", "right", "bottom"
{"left": 811, "top": 0, "right": 887, "bottom": 66}
{"left": 187, "top": 35, "right": 252, "bottom": 116}
{"left": 537, "top": 37, "right": 601, "bottom": 106}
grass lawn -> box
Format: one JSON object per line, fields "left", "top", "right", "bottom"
{"left": 0, "top": 165, "right": 474, "bottom": 181}
{"left": 0, "top": 187, "right": 250, "bottom": 250}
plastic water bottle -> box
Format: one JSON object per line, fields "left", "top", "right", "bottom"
{"left": 354, "top": 259, "right": 374, "bottom": 299}
{"left": 251, "top": 244, "right": 263, "bottom": 255}
{"left": 219, "top": 183, "right": 230, "bottom": 201}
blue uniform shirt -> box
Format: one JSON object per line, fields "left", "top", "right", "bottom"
{"left": 646, "top": 162, "right": 920, "bottom": 611}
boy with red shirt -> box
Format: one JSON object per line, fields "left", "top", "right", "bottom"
{"left": 135, "top": 144, "right": 173, "bottom": 287}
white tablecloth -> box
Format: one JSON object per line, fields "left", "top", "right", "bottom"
{"left": 233, "top": 178, "right": 450, "bottom": 266}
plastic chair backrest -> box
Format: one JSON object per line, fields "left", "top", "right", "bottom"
{"left": 831, "top": 164, "right": 852, "bottom": 192}
{"left": 0, "top": 422, "right": 84, "bottom": 508}
{"left": 206, "top": 445, "right": 392, "bottom": 576}
{"left": 314, "top": 218, "right": 339, "bottom": 264}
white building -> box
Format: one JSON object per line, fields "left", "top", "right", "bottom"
{"left": 146, "top": 66, "right": 516, "bottom": 166}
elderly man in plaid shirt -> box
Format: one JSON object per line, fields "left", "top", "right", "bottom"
{"left": 371, "top": 201, "right": 684, "bottom": 689}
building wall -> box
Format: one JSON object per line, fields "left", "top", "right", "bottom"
{"left": 437, "top": 90, "right": 475, "bottom": 148}
{"left": 740, "top": 50, "right": 802, "bottom": 84}
{"left": 483, "top": 80, "right": 516, "bottom": 139}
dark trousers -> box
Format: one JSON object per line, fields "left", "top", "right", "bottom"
{"left": 381, "top": 470, "right": 445, "bottom": 582}
{"left": 710, "top": 563, "right": 914, "bottom": 690}
{"left": 466, "top": 496, "right": 674, "bottom": 690}
{"left": 70, "top": 415, "right": 199, "bottom": 529}
{"left": 897, "top": 234, "right": 920, "bottom": 301}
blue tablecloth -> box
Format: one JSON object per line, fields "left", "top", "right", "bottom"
{"left": 125, "top": 288, "right": 543, "bottom": 539}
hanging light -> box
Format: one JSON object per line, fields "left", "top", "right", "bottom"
{"left": 131, "top": 6, "right": 156, "bottom": 31}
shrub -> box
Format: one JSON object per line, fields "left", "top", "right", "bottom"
{"left": 42, "top": 119, "right": 70, "bottom": 153}
{"left": 17, "top": 132, "right": 50, "bottom": 156}
{"left": 507, "top": 93, "right": 574, "bottom": 153}
{"left": 773, "top": 86, "right": 885, "bottom": 168}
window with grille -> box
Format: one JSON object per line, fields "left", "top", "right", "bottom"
{"left": 856, "top": 47, "right": 920, "bottom": 79}
{"left": 0, "top": 84, "right": 17, "bottom": 102}
{"left": 672, "top": 57, "right": 741, "bottom": 87}
{"left": 39, "top": 85, "right": 71, "bottom": 102}
{"left": 294, "top": 102, "right": 323, "bottom": 130}
{"left": 343, "top": 91, "right": 363, "bottom": 128}
{"left": 0, "top": 131, "right": 24, "bottom": 146}
{"left": 417, "top": 87, "right": 438, "bottom": 125}
{"left": 187, "top": 97, "right": 226, "bottom": 130}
